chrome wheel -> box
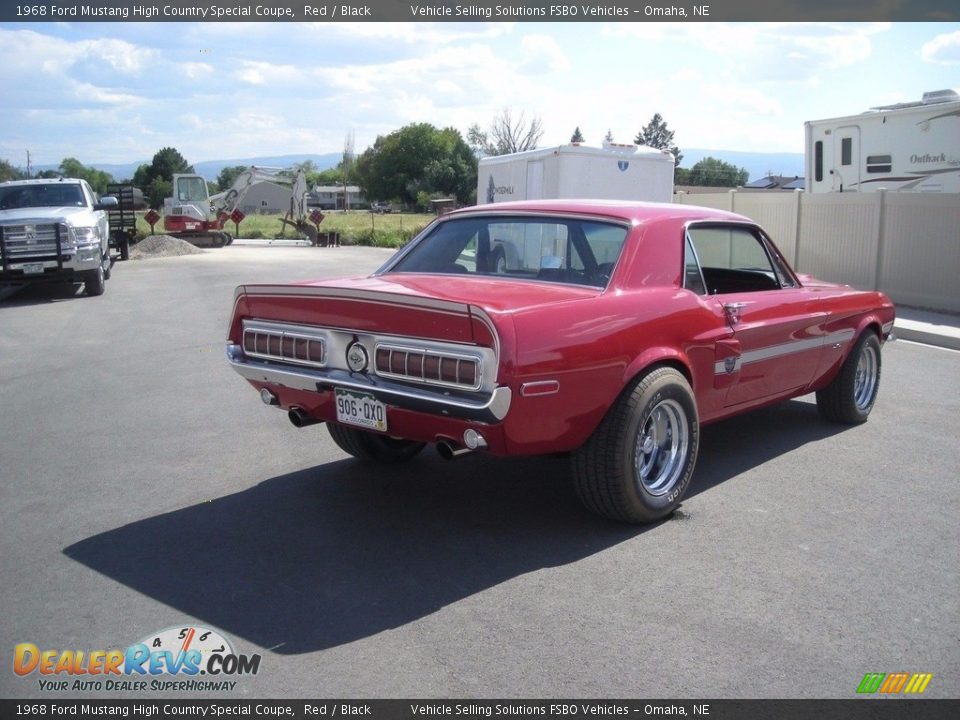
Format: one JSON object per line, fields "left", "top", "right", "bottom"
{"left": 634, "top": 399, "right": 689, "bottom": 496}
{"left": 853, "top": 344, "right": 879, "bottom": 412}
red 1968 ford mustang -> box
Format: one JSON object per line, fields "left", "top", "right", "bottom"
{"left": 227, "top": 200, "right": 895, "bottom": 523}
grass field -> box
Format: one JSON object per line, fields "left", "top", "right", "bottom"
{"left": 135, "top": 210, "right": 437, "bottom": 248}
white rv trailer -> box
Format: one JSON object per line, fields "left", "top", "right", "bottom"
{"left": 804, "top": 89, "right": 960, "bottom": 193}
{"left": 477, "top": 142, "right": 676, "bottom": 205}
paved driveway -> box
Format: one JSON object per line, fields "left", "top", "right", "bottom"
{"left": 1, "top": 244, "right": 957, "bottom": 699}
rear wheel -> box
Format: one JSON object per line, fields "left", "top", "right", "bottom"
{"left": 328, "top": 423, "right": 425, "bottom": 464}
{"left": 816, "top": 331, "right": 881, "bottom": 424}
{"left": 492, "top": 247, "right": 507, "bottom": 273}
{"left": 573, "top": 367, "right": 699, "bottom": 524}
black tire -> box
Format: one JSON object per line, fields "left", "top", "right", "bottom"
{"left": 328, "top": 423, "right": 425, "bottom": 464}
{"left": 572, "top": 367, "right": 699, "bottom": 524}
{"left": 84, "top": 261, "right": 105, "bottom": 297}
{"left": 492, "top": 247, "right": 507, "bottom": 274}
{"left": 119, "top": 237, "right": 130, "bottom": 261}
{"left": 816, "top": 331, "right": 881, "bottom": 424}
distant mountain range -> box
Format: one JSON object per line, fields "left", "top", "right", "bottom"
{"left": 33, "top": 149, "right": 805, "bottom": 184}
{"left": 33, "top": 153, "right": 343, "bottom": 182}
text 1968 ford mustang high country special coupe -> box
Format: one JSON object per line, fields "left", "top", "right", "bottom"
{"left": 227, "top": 200, "right": 895, "bottom": 523}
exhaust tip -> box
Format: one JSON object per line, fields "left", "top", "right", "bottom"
{"left": 437, "top": 440, "right": 471, "bottom": 460}
{"left": 288, "top": 408, "right": 322, "bottom": 428}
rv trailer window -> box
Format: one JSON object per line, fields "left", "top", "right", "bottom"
{"left": 841, "top": 138, "right": 853, "bottom": 166}
{"left": 815, "top": 142, "right": 823, "bottom": 182}
{"left": 866, "top": 155, "right": 892, "bottom": 173}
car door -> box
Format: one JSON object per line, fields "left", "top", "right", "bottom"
{"left": 686, "top": 223, "right": 827, "bottom": 408}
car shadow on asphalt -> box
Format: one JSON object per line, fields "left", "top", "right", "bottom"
{"left": 689, "top": 397, "right": 845, "bottom": 500}
{"left": 63, "top": 398, "right": 845, "bottom": 654}
{"left": 0, "top": 281, "right": 85, "bottom": 306}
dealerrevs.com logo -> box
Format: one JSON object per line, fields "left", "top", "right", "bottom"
{"left": 856, "top": 672, "right": 933, "bottom": 695}
{"left": 14, "top": 626, "right": 261, "bottom": 692}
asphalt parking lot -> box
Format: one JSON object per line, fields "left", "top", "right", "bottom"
{"left": 1, "top": 243, "right": 958, "bottom": 700}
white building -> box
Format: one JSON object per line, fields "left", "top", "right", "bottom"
{"left": 309, "top": 185, "right": 366, "bottom": 210}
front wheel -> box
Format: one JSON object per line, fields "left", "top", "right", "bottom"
{"left": 84, "top": 260, "right": 105, "bottom": 297}
{"left": 572, "top": 367, "right": 699, "bottom": 524}
{"left": 328, "top": 423, "right": 425, "bottom": 464}
{"left": 816, "top": 331, "right": 881, "bottom": 424}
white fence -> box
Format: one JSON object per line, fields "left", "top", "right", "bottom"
{"left": 673, "top": 189, "right": 960, "bottom": 313}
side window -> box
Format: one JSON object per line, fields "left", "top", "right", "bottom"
{"left": 688, "top": 225, "right": 781, "bottom": 294}
{"left": 841, "top": 137, "right": 853, "bottom": 166}
{"left": 683, "top": 234, "right": 706, "bottom": 295}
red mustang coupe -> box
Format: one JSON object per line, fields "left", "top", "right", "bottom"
{"left": 227, "top": 200, "right": 894, "bottom": 523}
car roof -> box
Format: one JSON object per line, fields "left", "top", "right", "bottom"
{"left": 447, "top": 199, "right": 753, "bottom": 226}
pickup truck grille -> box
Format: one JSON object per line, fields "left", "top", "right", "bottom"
{"left": 242, "top": 324, "right": 326, "bottom": 367}
{"left": 0, "top": 223, "right": 63, "bottom": 262}
{"left": 375, "top": 344, "right": 481, "bottom": 391}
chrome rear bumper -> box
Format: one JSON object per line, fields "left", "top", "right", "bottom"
{"left": 227, "top": 344, "right": 512, "bottom": 424}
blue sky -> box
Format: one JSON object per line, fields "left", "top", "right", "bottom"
{"left": 1, "top": 21, "right": 958, "bottom": 168}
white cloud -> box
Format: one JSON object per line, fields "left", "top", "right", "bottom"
{"left": 72, "top": 83, "right": 146, "bottom": 106}
{"left": 921, "top": 30, "right": 960, "bottom": 65}
{"left": 518, "top": 35, "right": 571, "bottom": 74}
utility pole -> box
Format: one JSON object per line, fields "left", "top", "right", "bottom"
{"left": 26, "top": 150, "right": 32, "bottom": 178}
{"left": 342, "top": 131, "right": 354, "bottom": 212}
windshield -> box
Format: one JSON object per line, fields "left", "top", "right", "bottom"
{"left": 389, "top": 215, "right": 628, "bottom": 288}
{"left": 175, "top": 176, "right": 208, "bottom": 202}
{"left": 0, "top": 183, "right": 85, "bottom": 210}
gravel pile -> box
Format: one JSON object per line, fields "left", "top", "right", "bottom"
{"left": 129, "top": 235, "right": 206, "bottom": 260}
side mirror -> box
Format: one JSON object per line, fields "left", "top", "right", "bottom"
{"left": 94, "top": 196, "right": 119, "bottom": 210}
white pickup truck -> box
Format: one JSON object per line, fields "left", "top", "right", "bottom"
{"left": 0, "top": 178, "right": 118, "bottom": 296}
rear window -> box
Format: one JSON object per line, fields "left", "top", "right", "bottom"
{"left": 388, "top": 215, "right": 628, "bottom": 288}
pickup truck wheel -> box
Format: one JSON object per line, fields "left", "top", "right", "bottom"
{"left": 492, "top": 247, "right": 507, "bottom": 273}
{"left": 573, "top": 367, "right": 699, "bottom": 524}
{"left": 328, "top": 423, "right": 425, "bottom": 464}
{"left": 84, "top": 262, "right": 105, "bottom": 297}
{"left": 816, "top": 331, "right": 881, "bottom": 424}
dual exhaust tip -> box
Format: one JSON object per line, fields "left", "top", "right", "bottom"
{"left": 286, "top": 408, "right": 488, "bottom": 461}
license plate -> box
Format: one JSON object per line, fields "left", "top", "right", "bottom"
{"left": 23, "top": 263, "right": 44, "bottom": 275}
{"left": 335, "top": 388, "right": 387, "bottom": 432}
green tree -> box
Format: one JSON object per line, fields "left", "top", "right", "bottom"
{"left": 1, "top": 159, "right": 26, "bottom": 181}
{"left": 355, "top": 123, "right": 476, "bottom": 206}
{"left": 57, "top": 157, "right": 114, "bottom": 194}
{"left": 216, "top": 165, "right": 248, "bottom": 192}
{"left": 570, "top": 127, "right": 585, "bottom": 143}
{"left": 635, "top": 113, "right": 682, "bottom": 166}
{"left": 687, "top": 157, "right": 748, "bottom": 187}
{"left": 315, "top": 168, "right": 343, "bottom": 185}
{"left": 133, "top": 147, "right": 194, "bottom": 208}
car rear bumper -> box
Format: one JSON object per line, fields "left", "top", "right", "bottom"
{"left": 226, "top": 343, "right": 512, "bottom": 424}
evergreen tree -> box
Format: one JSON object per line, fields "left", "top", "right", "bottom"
{"left": 635, "top": 113, "right": 682, "bottom": 166}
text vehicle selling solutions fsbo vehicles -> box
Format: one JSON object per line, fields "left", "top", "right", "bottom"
{"left": 227, "top": 201, "right": 895, "bottom": 523}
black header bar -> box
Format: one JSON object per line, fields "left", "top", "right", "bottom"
{"left": 1, "top": 0, "right": 958, "bottom": 23}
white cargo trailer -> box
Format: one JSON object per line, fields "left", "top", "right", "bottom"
{"left": 804, "top": 89, "right": 960, "bottom": 193}
{"left": 477, "top": 142, "right": 676, "bottom": 205}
